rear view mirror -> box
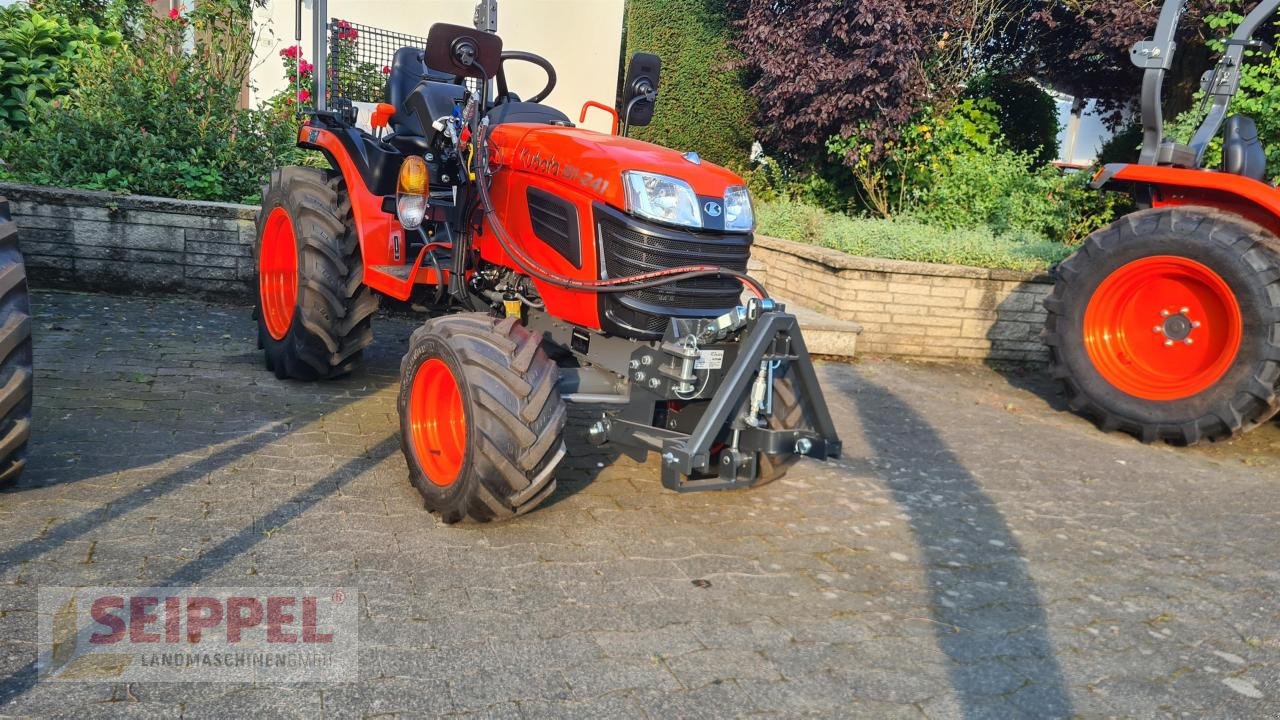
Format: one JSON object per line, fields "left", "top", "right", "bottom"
{"left": 425, "top": 22, "right": 503, "bottom": 80}
{"left": 621, "top": 52, "right": 661, "bottom": 131}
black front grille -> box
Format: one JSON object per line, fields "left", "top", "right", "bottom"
{"left": 595, "top": 204, "right": 752, "bottom": 339}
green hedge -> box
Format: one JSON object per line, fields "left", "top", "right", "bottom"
{"left": 624, "top": 0, "right": 754, "bottom": 168}
{"left": 757, "top": 201, "right": 1073, "bottom": 272}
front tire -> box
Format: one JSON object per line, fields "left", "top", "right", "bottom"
{"left": 1044, "top": 206, "right": 1280, "bottom": 444}
{"left": 254, "top": 167, "right": 378, "bottom": 381}
{"left": 398, "top": 314, "right": 567, "bottom": 523}
{"left": 0, "top": 198, "right": 31, "bottom": 486}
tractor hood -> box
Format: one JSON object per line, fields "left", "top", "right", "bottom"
{"left": 488, "top": 124, "right": 747, "bottom": 214}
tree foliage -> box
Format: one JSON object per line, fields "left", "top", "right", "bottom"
{"left": 728, "top": 0, "right": 1028, "bottom": 165}
{"left": 1023, "top": 0, "right": 1234, "bottom": 121}
{"left": 965, "top": 73, "right": 1060, "bottom": 166}
{"left": 624, "top": 0, "right": 755, "bottom": 168}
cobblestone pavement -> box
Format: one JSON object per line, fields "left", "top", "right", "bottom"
{"left": 0, "top": 290, "right": 1278, "bottom": 718}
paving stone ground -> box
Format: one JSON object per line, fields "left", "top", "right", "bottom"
{"left": 0, "top": 290, "right": 1278, "bottom": 718}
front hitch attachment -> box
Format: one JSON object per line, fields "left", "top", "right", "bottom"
{"left": 598, "top": 299, "right": 842, "bottom": 491}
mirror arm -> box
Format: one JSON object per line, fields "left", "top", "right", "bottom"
{"left": 620, "top": 85, "right": 656, "bottom": 138}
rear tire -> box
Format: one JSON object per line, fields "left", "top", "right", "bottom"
{"left": 398, "top": 314, "right": 567, "bottom": 523}
{"left": 0, "top": 198, "right": 32, "bottom": 486}
{"left": 1044, "top": 206, "right": 1280, "bottom": 444}
{"left": 254, "top": 167, "right": 377, "bottom": 381}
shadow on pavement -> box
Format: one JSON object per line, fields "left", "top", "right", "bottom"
{"left": 0, "top": 436, "right": 400, "bottom": 704}
{"left": 853, "top": 376, "right": 1074, "bottom": 718}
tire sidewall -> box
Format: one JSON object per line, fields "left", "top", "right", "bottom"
{"left": 1055, "top": 209, "right": 1279, "bottom": 424}
{"left": 255, "top": 186, "right": 305, "bottom": 367}
{"left": 397, "top": 330, "right": 479, "bottom": 513}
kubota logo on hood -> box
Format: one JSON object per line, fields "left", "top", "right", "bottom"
{"left": 517, "top": 147, "right": 610, "bottom": 196}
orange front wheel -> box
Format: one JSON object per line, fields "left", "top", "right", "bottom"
{"left": 397, "top": 314, "right": 567, "bottom": 523}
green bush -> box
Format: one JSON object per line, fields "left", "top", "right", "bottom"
{"left": 1166, "top": 10, "right": 1280, "bottom": 181}
{"left": 756, "top": 200, "right": 1072, "bottom": 272}
{"left": 965, "top": 74, "right": 1061, "bottom": 166}
{"left": 827, "top": 99, "right": 1116, "bottom": 244}
{"left": 624, "top": 0, "right": 755, "bottom": 168}
{"left": 0, "top": 0, "right": 303, "bottom": 203}
{"left": 0, "top": 4, "right": 120, "bottom": 129}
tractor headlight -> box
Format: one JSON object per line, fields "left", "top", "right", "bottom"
{"left": 397, "top": 156, "right": 429, "bottom": 230}
{"left": 723, "top": 185, "right": 754, "bottom": 232}
{"left": 623, "top": 171, "right": 702, "bottom": 229}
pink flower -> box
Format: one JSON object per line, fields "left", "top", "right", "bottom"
{"left": 281, "top": 45, "right": 300, "bottom": 59}
{"left": 337, "top": 20, "right": 350, "bottom": 29}
{"left": 299, "top": 60, "right": 314, "bottom": 74}
{"left": 298, "top": 89, "right": 311, "bottom": 103}
{"left": 168, "top": 7, "right": 179, "bottom": 19}
{"left": 348, "top": 29, "right": 357, "bottom": 39}
{"left": 382, "top": 66, "right": 391, "bottom": 74}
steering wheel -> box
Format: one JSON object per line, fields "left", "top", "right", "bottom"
{"left": 496, "top": 50, "right": 557, "bottom": 104}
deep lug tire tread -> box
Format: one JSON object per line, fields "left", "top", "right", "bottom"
{"left": 398, "top": 314, "right": 567, "bottom": 523}
{"left": 0, "top": 198, "right": 32, "bottom": 485}
{"left": 1045, "top": 206, "right": 1280, "bottom": 445}
{"left": 255, "top": 167, "right": 377, "bottom": 381}
{"left": 753, "top": 368, "right": 811, "bottom": 487}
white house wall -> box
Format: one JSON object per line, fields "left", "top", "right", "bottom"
{"left": 250, "top": 0, "right": 625, "bottom": 134}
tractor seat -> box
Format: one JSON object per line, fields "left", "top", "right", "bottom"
{"left": 386, "top": 46, "right": 454, "bottom": 138}
{"left": 486, "top": 101, "right": 572, "bottom": 127}
{"left": 1223, "top": 115, "right": 1267, "bottom": 182}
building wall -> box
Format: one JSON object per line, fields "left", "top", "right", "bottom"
{"left": 250, "top": 0, "right": 626, "bottom": 134}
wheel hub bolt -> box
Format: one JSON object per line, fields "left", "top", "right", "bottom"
{"left": 1156, "top": 307, "right": 1198, "bottom": 347}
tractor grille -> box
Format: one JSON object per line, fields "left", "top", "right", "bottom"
{"left": 528, "top": 187, "right": 580, "bottom": 268}
{"left": 596, "top": 205, "right": 752, "bottom": 339}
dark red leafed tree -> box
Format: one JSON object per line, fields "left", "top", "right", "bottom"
{"left": 729, "top": 0, "right": 1031, "bottom": 164}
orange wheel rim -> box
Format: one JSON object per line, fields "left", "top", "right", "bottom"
{"left": 259, "top": 207, "right": 298, "bottom": 341}
{"left": 1084, "top": 255, "right": 1243, "bottom": 401}
{"left": 408, "top": 358, "right": 467, "bottom": 487}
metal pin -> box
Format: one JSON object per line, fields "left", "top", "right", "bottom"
{"left": 1164, "top": 340, "right": 1174, "bottom": 347}
{"left": 1191, "top": 321, "right": 1201, "bottom": 328}
{"left": 1180, "top": 307, "right": 1190, "bottom": 314}
{"left": 1185, "top": 338, "right": 1194, "bottom": 345}
{"left": 1153, "top": 326, "right": 1163, "bottom": 333}
{"left": 1161, "top": 309, "right": 1171, "bottom": 317}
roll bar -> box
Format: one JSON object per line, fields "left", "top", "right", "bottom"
{"left": 1134, "top": 0, "right": 1280, "bottom": 166}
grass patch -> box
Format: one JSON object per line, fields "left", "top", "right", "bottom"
{"left": 756, "top": 201, "right": 1073, "bottom": 273}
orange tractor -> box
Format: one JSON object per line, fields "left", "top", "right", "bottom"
{"left": 1049, "top": 0, "right": 1280, "bottom": 444}
{"left": 255, "top": 5, "right": 841, "bottom": 521}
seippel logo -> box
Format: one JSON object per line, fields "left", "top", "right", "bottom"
{"left": 38, "top": 586, "right": 358, "bottom": 683}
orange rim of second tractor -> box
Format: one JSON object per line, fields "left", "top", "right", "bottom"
{"left": 408, "top": 358, "right": 467, "bottom": 487}
{"left": 1084, "top": 255, "right": 1243, "bottom": 401}
{"left": 259, "top": 207, "right": 299, "bottom": 341}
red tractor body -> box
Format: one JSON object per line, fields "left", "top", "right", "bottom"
{"left": 257, "top": 14, "right": 842, "bottom": 522}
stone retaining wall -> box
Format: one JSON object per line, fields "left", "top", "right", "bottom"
{"left": 0, "top": 182, "right": 257, "bottom": 297}
{"left": 749, "top": 236, "right": 1052, "bottom": 363}
{"left": 0, "top": 182, "right": 1053, "bottom": 362}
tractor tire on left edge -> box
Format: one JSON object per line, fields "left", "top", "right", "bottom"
{"left": 254, "top": 167, "right": 378, "bottom": 381}
{"left": 398, "top": 313, "right": 567, "bottom": 523}
{"left": 0, "top": 198, "right": 32, "bottom": 486}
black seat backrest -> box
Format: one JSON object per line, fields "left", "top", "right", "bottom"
{"left": 386, "top": 46, "right": 454, "bottom": 137}
{"left": 1223, "top": 115, "right": 1267, "bottom": 182}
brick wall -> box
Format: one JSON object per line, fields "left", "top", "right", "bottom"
{"left": 749, "top": 236, "right": 1052, "bottom": 362}
{"left": 0, "top": 183, "right": 257, "bottom": 298}
{"left": 0, "top": 182, "right": 1052, "bottom": 362}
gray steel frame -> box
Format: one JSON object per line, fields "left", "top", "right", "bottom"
{"left": 1135, "top": 0, "right": 1280, "bottom": 167}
